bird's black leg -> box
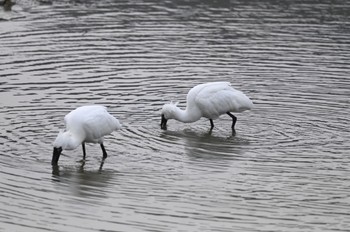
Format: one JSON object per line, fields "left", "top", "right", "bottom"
{"left": 226, "top": 112, "right": 237, "bottom": 130}
{"left": 99, "top": 160, "right": 105, "bottom": 173}
{"left": 100, "top": 143, "right": 108, "bottom": 159}
{"left": 209, "top": 119, "right": 214, "bottom": 130}
{"left": 82, "top": 142, "right": 86, "bottom": 160}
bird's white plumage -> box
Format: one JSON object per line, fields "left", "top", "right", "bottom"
{"left": 193, "top": 82, "right": 253, "bottom": 119}
{"left": 161, "top": 82, "right": 253, "bottom": 125}
{"left": 53, "top": 105, "right": 121, "bottom": 150}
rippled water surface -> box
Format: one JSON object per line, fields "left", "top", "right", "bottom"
{"left": 1, "top": 0, "right": 350, "bottom": 231}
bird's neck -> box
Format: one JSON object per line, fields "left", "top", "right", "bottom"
{"left": 62, "top": 131, "right": 85, "bottom": 150}
{"left": 173, "top": 106, "right": 201, "bottom": 123}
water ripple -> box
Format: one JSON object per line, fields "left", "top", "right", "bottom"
{"left": 1, "top": 0, "right": 350, "bottom": 231}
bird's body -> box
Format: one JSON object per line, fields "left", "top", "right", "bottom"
{"left": 52, "top": 105, "right": 121, "bottom": 165}
{"left": 161, "top": 82, "right": 253, "bottom": 130}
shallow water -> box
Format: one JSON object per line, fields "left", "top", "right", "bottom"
{"left": 1, "top": 0, "right": 350, "bottom": 231}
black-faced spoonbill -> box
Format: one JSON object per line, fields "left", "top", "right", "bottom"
{"left": 160, "top": 82, "right": 253, "bottom": 131}
{"left": 52, "top": 105, "right": 121, "bottom": 165}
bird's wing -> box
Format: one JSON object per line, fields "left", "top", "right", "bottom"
{"left": 186, "top": 82, "right": 229, "bottom": 109}
{"left": 194, "top": 82, "right": 252, "bottom": 118}
{"left": 83, "top": 112, "right": 120, "bottom": 140}
{"left": 65, "top": 105, "right": 121, "bottom": 140}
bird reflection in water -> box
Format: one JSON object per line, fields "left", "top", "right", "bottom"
{"left": 51, "top": 160, "right": 113, "bottom": 199}
{"left": 52, "top": 159, "right": 106, "bottom": 176}
{"left": 161, "top": 128, "right": 249, "bottom": 167}
{"left": 2, "top": 0, "right": 13, "bottom": 11}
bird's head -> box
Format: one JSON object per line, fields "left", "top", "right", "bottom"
{"left": 160, "top": 102, "right": 178, "bottom": 129}
{"left": 52, "top": 130, "right": 78, "bottom": 165}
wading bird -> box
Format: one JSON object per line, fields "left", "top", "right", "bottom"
{"left": 161, "top": 82, "right": 253, "bottom": 131}
{"left": 52, "top": 105, "right": 121, "bottom": 165}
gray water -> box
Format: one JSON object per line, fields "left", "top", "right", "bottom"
{"left": 1, "top": 0, "right": 350, "bottom": 231}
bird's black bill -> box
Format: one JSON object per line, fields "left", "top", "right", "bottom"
{"left": 52, "top": 147, "right": 62, "bottom": 166}
{"left": 160, "top": 114, "right": 168, "bottom": 129}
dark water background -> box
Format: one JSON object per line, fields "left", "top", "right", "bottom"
{"left": 1, "top": 0, "right": 350, "bottom": 231}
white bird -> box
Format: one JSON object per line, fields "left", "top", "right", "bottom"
{"left": 160, "top": 82, "right": 253, "bottom": 130}
{"left": 52, "top": 105, "right": 121, "bottom": 165}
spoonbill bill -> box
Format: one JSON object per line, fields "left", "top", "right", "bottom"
{"left": 161, "top": 82, "right": 253, "bottom": 130}
{"left": 52, "top": 105, "right": 121, "bottom": 165}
